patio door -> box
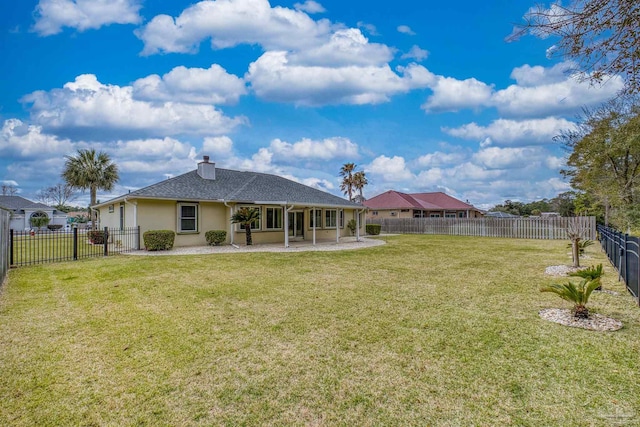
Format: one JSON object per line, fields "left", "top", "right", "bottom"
{"left": 288, "top": 211, "right": 304, "bottom": 238}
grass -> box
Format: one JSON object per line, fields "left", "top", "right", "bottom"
{"left": 1, "top": 235, "right": 639, "bottom": 425}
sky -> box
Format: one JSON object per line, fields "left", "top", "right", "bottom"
{"left": 0, "top": 0, "right": 624, "bottom": 209}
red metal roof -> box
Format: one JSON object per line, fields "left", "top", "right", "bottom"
{"left": 364, "top": 190, "right": 477, "bottom": 211}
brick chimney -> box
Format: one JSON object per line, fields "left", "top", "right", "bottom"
{"left": 197, "top": 155, "right": 216, "bottom": 180}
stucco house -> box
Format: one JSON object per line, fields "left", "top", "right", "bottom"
{"left": 0, "top": 195, "right": 67, "bottom": 231}
{"left": 364, "top": 190, "right": 483, "bottom": 220}
{"left": 94, "top": 157, "right": 366, "bottom": 247}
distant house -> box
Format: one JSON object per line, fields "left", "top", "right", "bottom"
{"left": 0, "top": 196, "right": 67, "bottom": 230}
{"left": 364, "top": 190, "right": 483, "bottom": 219}
{"left": 94, "top": 156, "right": 366, "bottom": 247}
{"left": 485, "top": 211, "right": 520, "bottom": 218}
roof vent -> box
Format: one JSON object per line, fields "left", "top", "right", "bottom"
{"left": 197, "top": 155, "right": 216, "bottom": 180}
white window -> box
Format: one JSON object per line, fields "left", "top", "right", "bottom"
{"left": 445, "top": 213, "right": 456, "bottom": 218}
{"left": 310, "top": 209, "right": 322, "bottom": 228}
{"left": 339, "top": 210, "right": 345, "bottom": 228}
{"left": 265, "top": 207, "right": 283, "bottom": 230}
{"left": 178, "top": 203, "right": 198, "bottom": 232}
{"left": 372, "top": 211, "right": 378, "bottom": 216}
{"left": 458, "top": 212, "right": 465, "bottom": 218}
{"left": 430, "top": 213, "right": 440, "bottom": 218}
{"left": 325, "top": 209, "right": 337, "bottom": 228}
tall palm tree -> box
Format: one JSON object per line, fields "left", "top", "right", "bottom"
{"left": 339, "top": 162, "right": 356, "bottom": 201}
{"left": 231, "top": 207, "right": 261, "bottom": 245}
{"left": 352, "top": 170, "right": 368, "bottom": 199}
{"left": 62, "top": 149, "right": 119, "bottom": 230}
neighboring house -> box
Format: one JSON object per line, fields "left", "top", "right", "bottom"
{"left": 485, "top": 211, "right": 520, "bottom": 218}
{"left": 0, "top": 195, "right": 67, "bottom": 230}
{"left": 94, "top": 157, "right": 366, "bottom": 247}
{"left": 364, "top": 190, "right": 483, "bottom": 220}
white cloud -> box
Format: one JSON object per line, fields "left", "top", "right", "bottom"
{"left": 491, "top": 72, "right": 624, "bottom": 117}
{"left": 246, "top": 52, "right": 433, "bottom": 105}
{"left": 269, "top": 137, "right": 358, "bottom": 161}
{"left": 288, "top": 28, "right": 394, "bottom": 67}
{"left": 203, "top": 136, "right": 234, "bottom": 158}
{"left": 365, "top": 155, "right": 414, "bottom": 182}
{"left": 132, "top": 64, "right": 247, "bottom": 105}
{"left": 422, "top": 76, "right": 493, "bottom": 112}
{"left": 416, "top": 151, "right": 467, "bottom": 167}
{"left": 294, "top": 0, "right": 325, "bottom": 14}
{"left": 22, "top": 74, "right": 247, "bottom": 139}
{"left": 472, "top": 146, "right": 546, "bottom": 169}
{"left": 33, "top": 0, "right": 141, "bottom": 36}
{"left": 136, "top": 0, "right": 333, "bottom": 55}
{"left": 1, "top": 119, "right": 74, "bottom": 157}
{"left": 401, "top": 45, "right": 429, "bottom": 62}
{"left": 545, "top": 155, "right": 565, "bottom": 169}
{"left": 357, "top": 22, "right": 378, "bottom": 36}
{"left": 443, "top": 117, "right": 576, "bottom": 146}
{"left": 114, "top": 137, "right": 194, "bottom": 159}
{"left": 421, "top": 61, "right": 623, "bottom": 116}
{"left": 397, "top": 25, "right": 416, "bottom": 35}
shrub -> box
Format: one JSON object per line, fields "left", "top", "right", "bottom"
{"left": 347, "top": 219, "right": 357, "bottom": 235}
{"left": 143, "top": 230, "right": 175, "bottom": 251}
{"left": 87, "top": 230, "right": 106, "bottom": 245}
{"left": 366, "top": 224, "right": 381, "bottom": 235}
{"left": 540, "top": 279, "right": 601, "bottom": 318}
{"left": 569, "top": 263, "right": 604, "bottom": 290}
{"left": 566, "top": 239, "right": 594, "bottom": 255}
{"left": 205, "top": 230, "right": 227, "bottom": 246}
{"left": 47, "top": 224, "right": 63, "bottom": 231}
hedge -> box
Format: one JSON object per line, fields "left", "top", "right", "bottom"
{"left": 205, "top": 230, "right": 227, "bottom": 245}
{"left": 366, "top": 224, "right": 381, "bottom": 235}
{"left": 87, "top": 230, "right": 106, "bottom": 244}
{"left": 143, "top": 230, "right": 175, "bottom": 251}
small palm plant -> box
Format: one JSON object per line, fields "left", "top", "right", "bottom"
{"left": 540, "top": 279, "right": 601, "bottom": 319}
{"left": 566, "top": 239, "right": 594, "bottom": 255}
{"left": 569, "top": 263, "right": 604, "bottom": 290}
{"left": 231, "top": 207, "right": 260, "bottom": 245}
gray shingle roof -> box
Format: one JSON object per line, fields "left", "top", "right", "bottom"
{"left": 103, "top": 168, "right": 360, "bottom": 208}
{"left": 0, "top": 196, "right": 52, "bottom": 211}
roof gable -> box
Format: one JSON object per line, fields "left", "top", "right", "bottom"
{"left": 364, "top": 190, "right": 477, "bottom": 211}
{"left": 0, "top": 196, "right": 52, "bottom": 211}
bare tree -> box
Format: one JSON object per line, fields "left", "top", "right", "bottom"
{"left": 567, "top": 217, "right": 591, "bottom": 267}
{"left": 1, "top": 184, "right": 18, "bottom": 196}
{"left": 508, "top": 0, "right": 640, "bottom": 95}
{"left": 36, "top": 183, "right": 77, "bottom": 210}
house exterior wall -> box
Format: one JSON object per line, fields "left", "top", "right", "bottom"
{"left": 8, "top": 209, "right": 66, "bottom": 231}
{"left": 98, "top": 199, "right": 365, "bottom": 247}
{"left": 367, "top": 209, "right": 483, "bottom": 220}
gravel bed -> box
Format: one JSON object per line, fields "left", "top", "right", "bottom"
{"left": 544, "top": 265, "right": 583, "bottom": 277}
{"left": 126, "top": 236, "right": 385, "bottom": 256}
{"left": 539, "top": 308, "right": 623, "bottom": 331}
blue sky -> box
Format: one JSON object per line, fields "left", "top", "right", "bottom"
{"left": 0, "top": 0, "right": 623, "bottom": 209}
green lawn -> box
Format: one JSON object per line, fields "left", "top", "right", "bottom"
{"left": 1, "top": 235, "right": 639, "bottom": 426}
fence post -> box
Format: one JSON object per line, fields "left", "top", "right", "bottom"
{"left": 137, "top": 225, "right": 141, "bottom": 250}
{"left": 73, "top": 227, "right": 78, "bottom": 260}
{"left": 104, "top": 227, "right": 109, "bottom": 256}
{"left": 9, "top": 228, "right": 14, "bottom": 266}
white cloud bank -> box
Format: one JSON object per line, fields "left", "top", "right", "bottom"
{"left": 22, "top": 74, "right": 247, "bottom": 139}
{"left": 33, "top": 0, "right": 142, "bottom": 35}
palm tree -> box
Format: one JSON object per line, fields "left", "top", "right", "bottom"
{"left": 231, "top": 207, "right": 261, "bottom": 245}
{"left": 339, "top": 163, "right": 356, "bottom": 201}
{"left": 62, "top": 149, "right": 119, "bottom": 230}
{"left": 352, "top": 170, "right": 368, "bottom": 199}
{"left": 540, "top": 279, "right": 601, "bottom": 318}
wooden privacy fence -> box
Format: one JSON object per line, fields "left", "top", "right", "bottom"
{"left": 367, "top": 216, "right": 596, "bottom": 240}
{"left": 0, "top": 209, "right": 9, "bottom": 286}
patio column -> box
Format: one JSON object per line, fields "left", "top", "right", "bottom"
{"left": 356, "top": 210, "right": 360, "bottom": 242}
{"left": 312, "top": 207, "right": 316, "bottom": 246}
{"left": 284, "top": 206, "right": 289, "bottom": 248}
{"left": 336, "top": 209, "right": 340, "bottom": 243}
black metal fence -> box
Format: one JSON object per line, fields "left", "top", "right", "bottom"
{"left": 598, "top": 225, "right": 639, "bottom": 305}
{"left": 1, "top": 209, "right": 9, "bottom": 286}
{"left": 9, "top": 226, "right": 140, "bottom": 267}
